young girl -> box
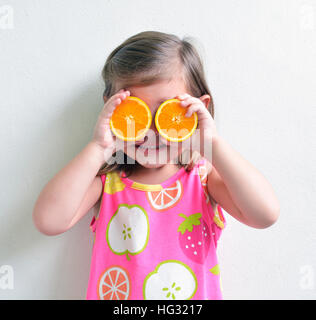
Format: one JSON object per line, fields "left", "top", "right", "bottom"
{"left": 33, "top": 31, "right": 280, "bottom": 300}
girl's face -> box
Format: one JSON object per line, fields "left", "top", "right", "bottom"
{"left": 119, "top": 77, "right": 189, "bottom": 169}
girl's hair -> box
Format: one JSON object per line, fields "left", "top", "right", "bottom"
{"left": 97, "top": 30, "right": 215, "bottom": 177}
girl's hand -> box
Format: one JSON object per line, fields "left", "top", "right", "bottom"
{"left": 175, "top": 93, "right": 218, "bottom": 154}
{"left": 92, "top": 89, "right": 130, "bottom": 150}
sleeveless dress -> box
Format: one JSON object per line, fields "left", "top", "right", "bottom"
{"left": 86, "top": 158, "right": 226, "bottom": 300}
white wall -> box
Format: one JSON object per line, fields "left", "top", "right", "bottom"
{"left": 0, "top": 0, "right": 315, "bottom": 299}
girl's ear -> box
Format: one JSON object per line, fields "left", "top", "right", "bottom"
{"left": 103, "top": 95, "right": 108, "bottom": 103}
{"left": 199, "top": 94, "right": 211, "bottom": 109}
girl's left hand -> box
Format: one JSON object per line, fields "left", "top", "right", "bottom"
{"left": 175, "top": 93, "right": 218, "bottom": 153}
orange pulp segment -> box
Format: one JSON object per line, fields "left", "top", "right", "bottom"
{"left": 155, "top": 99, "right": 198, "bottom": 142}
{"left": 110, "top": 96, "right": 152, "bottom": 141}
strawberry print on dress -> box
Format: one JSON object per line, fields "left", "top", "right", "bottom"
{"left": 177, "top": 213, "right": 211, "bottom": 264}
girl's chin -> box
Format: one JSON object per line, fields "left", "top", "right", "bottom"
{"left": 136, "top": 162, "right": 166, "bottom": 169}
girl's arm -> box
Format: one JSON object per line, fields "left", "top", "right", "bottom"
{"left": 33, "top": 89, "right": 131, "bottom": 235}
{"left": 207, "top": 135, "right": 280, "bottom": 229}
{"left": 33, "top": 142, "right": 107, "bottom": 235}
{"left": 175, "top": 93, "right": 280, "bottom": 229}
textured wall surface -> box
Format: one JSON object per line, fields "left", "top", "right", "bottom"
{"left": 0, "top": 0, "right": 315, "bottom": 299}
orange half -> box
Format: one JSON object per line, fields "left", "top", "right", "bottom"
{"left": 155, "top": 99, "right": 198, "bottom": 142}
{"left": 110, "top": 96, "right": 152, "bottom": 141}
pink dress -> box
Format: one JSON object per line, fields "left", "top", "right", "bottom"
{"left": 86, "top": 158, "right": 226, "bottom": 300}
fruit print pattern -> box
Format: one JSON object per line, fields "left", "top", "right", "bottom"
{"left": 86, "top": 158, "right": 226, "bottom": 300}
{"left": 104, "top": 171, "right": 126, "bottom": 194}
{"left": 146, "top": 180, "right": 183, "bottom": 211}
{"left": 97, "top": 266, "right": 130, "bottom": 300}
{"left": 209, "top": 264, "right": 220, "bottom": 275}
{"left": 106, "top": 204, "right": 150, "bottom": 260}
{"left": 213, "top": 205, "right": 225, "bottom": 229}
{"left": 143, "top": 260, "right": 197, "bottom": 300}
{"left": 178, "top": 213, "right": 211, "bottom": 264}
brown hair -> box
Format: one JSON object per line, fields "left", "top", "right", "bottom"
{"left": 97, "top": 30, "right": 215, "bottom": 177}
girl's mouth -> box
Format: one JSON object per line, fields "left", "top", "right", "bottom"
{"left": 135, "top": 143, "right": 167, "bottom": 157}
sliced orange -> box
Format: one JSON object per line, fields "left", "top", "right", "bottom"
{"left": 146, "top": 180, "right": 183, "bottom": 211}
{"left": 97, "top": 266, "right": 130, "bottom": 300}
{"left": 155, "top": 99, "right": 198, "bottom": 142}
{"left": 110, "top": 96, "right": 152, "bottom": 141}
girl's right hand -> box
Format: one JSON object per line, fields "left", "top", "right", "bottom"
{"left": 92, "top": 88, "right": 130, "bottom": 150}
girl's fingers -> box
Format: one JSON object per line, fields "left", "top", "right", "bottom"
{"left": 110, "top": 90, "right": 130, "bottom": 106}
{"left": 180, "top": 97, "right": 197, "bottom": 107}
{"left": 185, "top": 104, "right": 201, "bottom": 117}
{"left": 101, "top": 90, "right": 130, "bottom": 118}
{"left": 100, "top": 102, "right": 116, "bottom": 119}
{"left": 178, "top": 96, "right": 204, "bottom": 117}
{"left": 107, "top": 89, "right": 130, "bottom": 106}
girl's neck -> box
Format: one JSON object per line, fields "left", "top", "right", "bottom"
{"left": 126, "top": 162, "right": 181, "bottom": 185}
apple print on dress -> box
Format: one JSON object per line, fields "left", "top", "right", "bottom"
{"left": 106, "top": 204, "right": 149, "bottom": 260}
{"left": 178, "top": 212, "right": 210, "bottom": 264}
{"left": 143, "top": 260, "right": 197, "bottom": 300}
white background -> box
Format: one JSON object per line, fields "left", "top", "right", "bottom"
{"left": 0, "top": 0, "right": 315, "bottom": 299}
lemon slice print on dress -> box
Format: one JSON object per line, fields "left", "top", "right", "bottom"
{"left": 104, "top": 171, "right": 126, "bottom": 194}
{"left": 106, "top": 204, "right": 149, "bottom": 260}
{"left": 143, "top": 260, "right": 197, "bottom": 300}
{"left": 213, "top": 205, "right": 225, "bottom": 229}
